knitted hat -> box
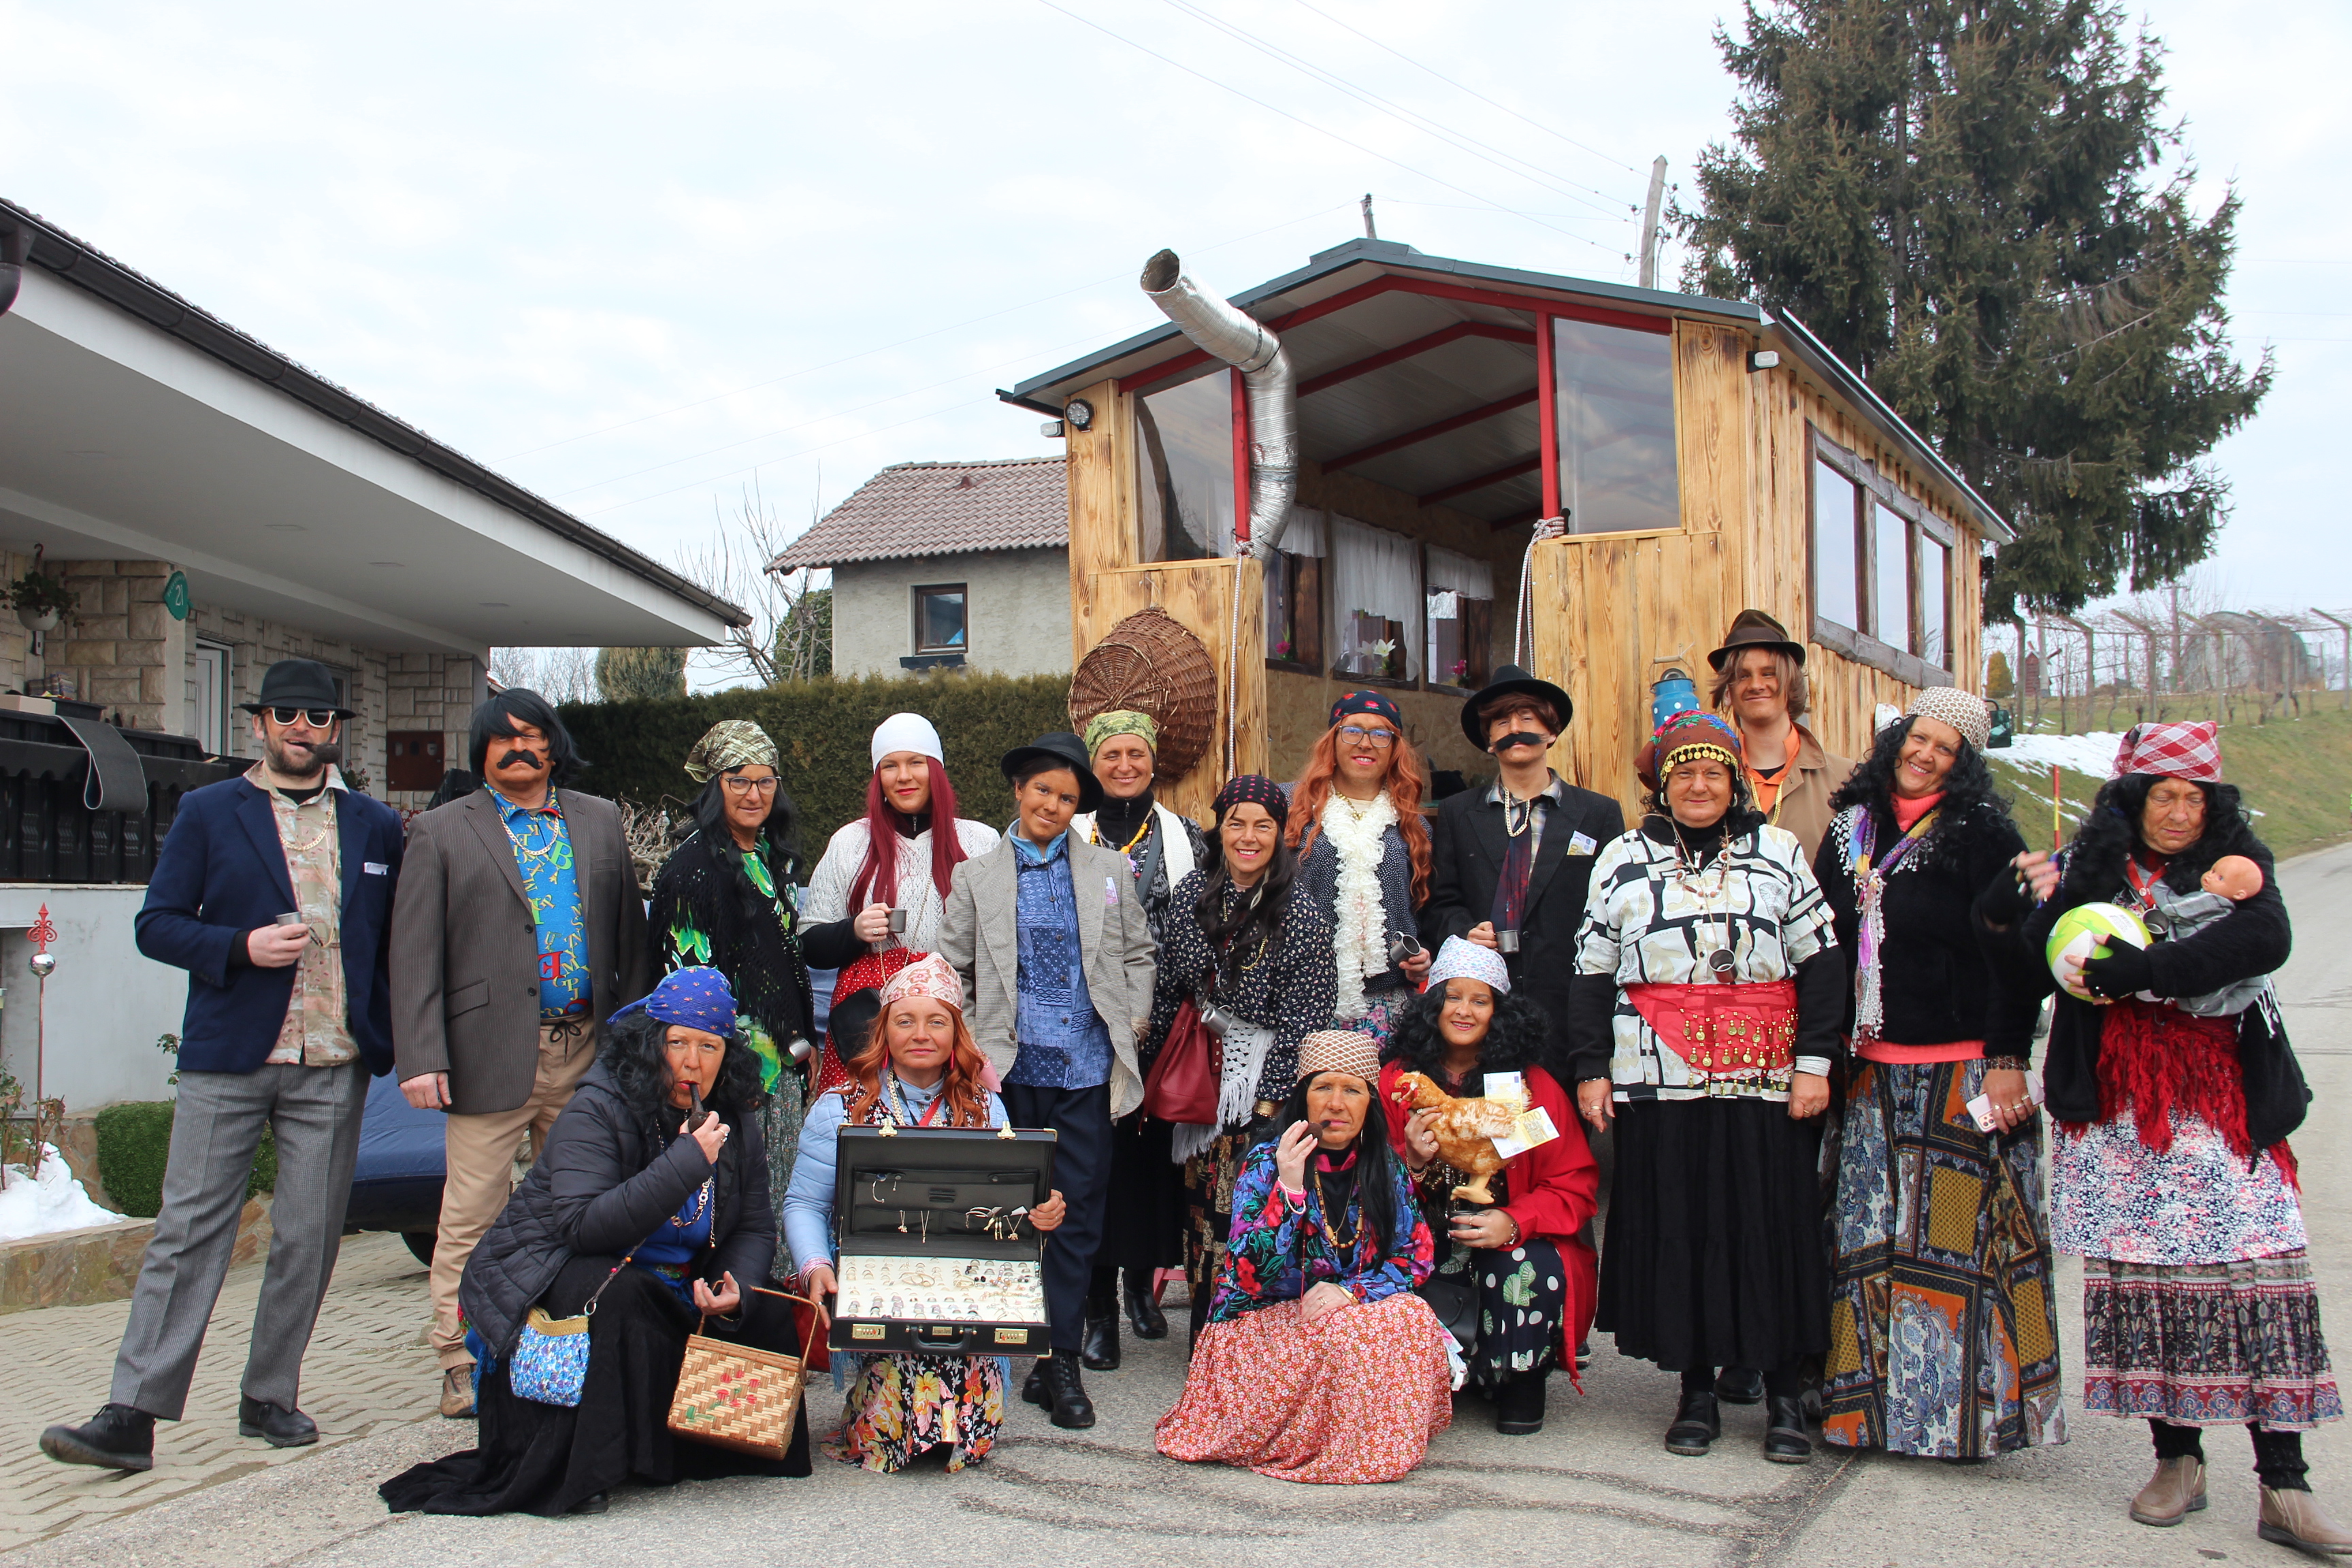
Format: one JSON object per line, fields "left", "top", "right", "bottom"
{"left": 1083, "top": 708, "right": 1158, "bottom": 757}
{"left": 2110, "top": 721, "right": 2223, "bottom": 783}
{"left": 1904, "top": 687, "right": 1991, "bottom": 753}
{"left": 870, "top": 712, "right": 945, "bottom": 769}
{"left": 878, "top": 953, "right": 965, "bottom": 1014}
{"left": 606, "top": 966, "right": 737, "bottom": 1039}
{"left": 1424, "top": 934, "right": 1511, "bottom": 996}
{"left": 1296, "top": 1029, "right": 1382, "bottom": 1085}
{"left": 1635, "top": 710, "right": 1744, "bottom": 789}
{"left": 683, "top": 719, "right": 780, "bottom": 784}
{"left": 1213, "top": 773, "right": 1290, "bottom": 832}
{"left": 1329, "top": 689, "right": 1404, "bottom": 729}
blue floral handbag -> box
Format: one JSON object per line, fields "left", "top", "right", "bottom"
{"left": 508, "top": 1254, "right": 632, "bottom": 1407}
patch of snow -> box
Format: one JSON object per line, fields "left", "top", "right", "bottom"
{"left": 1995, "top": 732, "right": 2128, "bottom": 777}
{"left": 0, "top": 1143, "right": 124, "bottom": 1241}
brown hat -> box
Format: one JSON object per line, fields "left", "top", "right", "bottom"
{"left": 1708, "top": 608, "right": 1806, "bottom": 672}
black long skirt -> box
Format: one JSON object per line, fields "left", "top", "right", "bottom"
{"left": 1597, "top": 1096, "right": 1828, "bottom": 1375}
{"left": 380, "top": 1257, "right": 811, "bottom": 1516}
{"left": 1096, "top": 1111, "right": 1187, "bottom": 1281}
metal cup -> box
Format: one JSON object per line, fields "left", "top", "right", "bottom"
{"left": 1495, "top": 929, "right": 1522, "bottom": 955}
{"left": 1387, "top": 932, "right": 1424, "bottom": 968}
{"left": 887, "top": 908, "right": 907, "bottom": 935}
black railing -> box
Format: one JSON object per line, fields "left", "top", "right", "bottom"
{"left": 0, "top": 712, "right": 249, "bottom": 884}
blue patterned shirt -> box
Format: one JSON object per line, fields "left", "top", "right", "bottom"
{"left": 493, "top": 787, "right": 588, "bottom": 1019}
{"left": 1004, "top": 830, "right": 1113, "bottom": 1090}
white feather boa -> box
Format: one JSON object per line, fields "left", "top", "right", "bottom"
{"left": 1319, "top": 789, "right": 1399, "bottom": 1022}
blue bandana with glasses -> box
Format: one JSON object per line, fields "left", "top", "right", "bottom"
{"left": 607, "top": 966, "right": 738, "bottom": 1039}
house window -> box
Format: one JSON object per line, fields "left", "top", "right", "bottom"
{"left": 1810, "top": 427, "right": 1958, "bottom": 685}
{"left": 1873, "top": 500, "right": 1912, "bottom": 653}
{"left": 386, "top": 730, "right": 446, "bottom": 792}
{"left": 1134, "top": 370, "right": 1236, "bottom": 561}
{"left": 1812, "top": 459, "right": 1861, "bottom": 634}
{"left": 1330, "top": 516, "right": 1421, "bottom": 683}
{"left": 913, "top": 584, "right": 968, "bottom": 654}
{"left": 1551, "top": 315, "right": 1680, "bottom": 534}
{"left": 1426, "top": 545, "right": 1496, "bottom": 690}
{"left": 1920, "top": 533, "right": 1952, "bottom": 670}
{"left": 1264, "top": 507, "right": 1324, "bottom": 669}
{"left": 188, "top": 639, "right": 231, "bottom": 753}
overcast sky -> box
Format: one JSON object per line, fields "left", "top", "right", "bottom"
{"left": 5, "top": 0, "right": 2345, "bottom": 667}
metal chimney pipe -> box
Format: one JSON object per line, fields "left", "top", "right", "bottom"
{"left": 1140, "top": 249, "right": 1297, "bottom": 558}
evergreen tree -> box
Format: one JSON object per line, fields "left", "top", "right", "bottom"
{"left": 1679, "top": 0, "right": 2270, "bottom": 616}
{"left": 595, "top": 646, "right": 688, "bottom": 701}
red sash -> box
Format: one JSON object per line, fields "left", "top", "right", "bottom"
{"left": 1623, "top": 979, "right": 1799, "bottom": 1085}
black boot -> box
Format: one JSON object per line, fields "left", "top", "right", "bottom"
{"left": 1763, "top": 1394, "right": 1813, "bottom": 1465}
{"left": 1495, "top": 1371, "right": 1549, "bottom": 1436}
{"left": 237, "top": 1395, "right": 318, "bottom": 1448}
{"left": 1021, "top": 1360, "right": 1049, "bottom": 1408}
{"left": 1042, "top": 1354, "right": 1096, "bottom": 1429}
{"left": 1082, "top": 1274, "right": 1120, "bottom": 1371}
{"left": 1714, "top": 1366, "right": 1764, "bottom": 1405}
{"left": 1125, "top": 1273, "right": 1169, "bottom": 1340}
{"left": 1665, "top": 1390, "right": 1720, "bottom": 1457}
{"left": 40, "top": 1403, "right": 155, "bottom": 1472}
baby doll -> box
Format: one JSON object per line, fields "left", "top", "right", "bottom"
{"left": 2200, "top": 854, "right": 2264, "bottom": 901}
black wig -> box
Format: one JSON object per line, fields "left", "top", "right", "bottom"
{"left": 2063, "top": 773, "right": 2261, "bottom": 898}
{"left": 1384, "top": 979, "right": 1552, "bottom": 1081}
{"left": 1263, "top": 1074, "right": 1401, "bottom": 1257}
{"left": 598, "top": 1009, "right": 766, "bottom": 1132}
{"left": 689, "top": 772, "right": 803, "bottom": 872}
{"left": 468, "top": 688, "right": 586, "bottom": 783}
{"left": 1827, "top": 715, "right": 2014, "bottom": 866}
{"left": 1194, "top": 832, "right": 1301, "bottom": 982}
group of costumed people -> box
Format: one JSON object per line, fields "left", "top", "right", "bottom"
{"left": 380, "top": 603, "right": 2343, "bottom": 1555}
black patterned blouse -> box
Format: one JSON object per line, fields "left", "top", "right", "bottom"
{"left": 1145, "top": 868, "right": 1338, "bottom": 1101}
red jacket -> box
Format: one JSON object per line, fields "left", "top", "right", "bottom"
{"left": 1378, "top": 1060, "right": 1599, "bottom": 1371}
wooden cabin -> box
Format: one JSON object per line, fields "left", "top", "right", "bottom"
{"left": 1003, "top": 237, "right": 2011, "bottom": 822}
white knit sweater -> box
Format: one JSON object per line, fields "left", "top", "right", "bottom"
{"left": 802, "top": 816, "right": 1000, "bottom": 954}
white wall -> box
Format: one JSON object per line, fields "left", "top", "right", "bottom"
{"left": 0, "top": 885, "right": 186, "bottom": 1109}
{"left": 830, "top": 547, "right": 1072, "bottom": 679}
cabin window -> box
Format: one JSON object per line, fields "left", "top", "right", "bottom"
{"left": 1810, "top": 426, "right": 1959, "bottom": 686}
{"left": 913, "top": 583, "right": 968, "bottom": 654}
{"left": 1920, "top": 533, "right": 1952, "bottom": 670}
{"left": 1872, "top": 501, "right": 1912, "bottom": 652}
{"left": 1425, "top": 545, "right": 1496, "bottom": 690}
{"left": 1812, "top": 459, "right": 1861, "bottom": 633}
{"left": 1264, "top": 507, "right": 1324, "bottom": 670}
{"left": 1330, "top": 516, "right": 1421, "bottom": 683}
{"left": 1551, "top": 316, "right": 1679, "bottom": 534}
{"left": 1134, "top": 370, "right": 1235, "bottom": 561}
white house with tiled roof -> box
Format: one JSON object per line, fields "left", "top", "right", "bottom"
{"left": 772, "top": 456, "right": 1070, "bottom": 678}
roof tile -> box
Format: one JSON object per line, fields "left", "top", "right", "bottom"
{"left": 769, "top": 456, "right": 1067, "bottom": 570}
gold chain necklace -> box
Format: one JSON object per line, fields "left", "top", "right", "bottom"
{"left": 1312, "top": 1165, "right": 1363, "bottom": 1251}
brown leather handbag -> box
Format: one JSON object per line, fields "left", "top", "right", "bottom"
{"left": 1143, "top": 999, "right": 1220, "bottom": 1125}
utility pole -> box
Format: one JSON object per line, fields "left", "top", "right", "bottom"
{"left": 1637, "top": 157, "right": 1667, "bottom": 289}
{"left": 2311, "top": 608, "right": 2351, "bottom": 711}
{"left": 1360, "top": 193, "right": 1377, "bottom": 241}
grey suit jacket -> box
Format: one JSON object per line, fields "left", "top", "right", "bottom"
{"left": 937, "top": 832, "right": 1156, "bottom": 1120}
{"left": 389, "top": 787, "right": 650, "bottom": 1115}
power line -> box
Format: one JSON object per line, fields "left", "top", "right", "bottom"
{"left": 1156, "top": 0, "right": 1635, "bottom": 218}
{"left": 1287, "top": 0, "right": 1645, "bottom": 177}
{"left": 1375, "top": 197, "right": 1633, "bottom": 225}
{"left": 1034, "top": 0, "right": 1629, "bottom": 263}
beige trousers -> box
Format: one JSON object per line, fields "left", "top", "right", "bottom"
{"left": 428, "top": 1018, "right": 596, "bottom": 1367}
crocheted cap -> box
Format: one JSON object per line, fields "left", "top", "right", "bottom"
{"left": 607, "top": 966, "right": 737, "bottom": 1039}
{"left": 1213, "top": 773, "right": 1290, "bottom": 831}
{"left": 870, "top": 712, "right": 945, "bottom": 769}
{"left": 1905, "top": 687, "right": 1991, "bottom": 753}
{"left": 2110, "top": 721, "right": 2222, "bottom": 783}
{"left": 1425, "top": 934, "right": 1511, "bottom": 996}
{"left": 1296, "top": 1029, "right": 1382, "bottom": 1086}
{"left": 878, "top": 953, "right": 964, "bottom": 1014}
{"left": 683, "top": 719, "right": 779, "bottom": 784}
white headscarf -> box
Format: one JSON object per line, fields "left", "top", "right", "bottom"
{"left": 870, "top": 712, "right": 945, "bottom": 769}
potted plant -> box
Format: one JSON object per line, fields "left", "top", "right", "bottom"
{"left": 4, "top": 570, "right": 78, "bottom": 633}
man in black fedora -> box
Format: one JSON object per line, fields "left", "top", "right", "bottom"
{"left": 41, "top": 659, "right": 405, "bottom": 1472}
{"left": 1421, "top": 665, "right": 1624, "bottom": 1080}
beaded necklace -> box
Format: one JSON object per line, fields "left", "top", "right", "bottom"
{"left": 1311, "top": 1163, "right": 1363, "bottom": 1252}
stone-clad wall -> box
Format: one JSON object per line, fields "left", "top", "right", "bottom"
{"left": 46, "top": 561, "right": 191, "bottom": 734}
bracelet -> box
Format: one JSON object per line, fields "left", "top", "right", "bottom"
{"left": 1501, "top": 1213, "right": 1522, "bottom": 1247}
{"left": 1984, "top": 1056, "right": 2029, "bottom": 1072}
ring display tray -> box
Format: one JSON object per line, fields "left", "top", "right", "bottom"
{"left": 827, "top": 1124, "right": 1057, "bottom": 1356}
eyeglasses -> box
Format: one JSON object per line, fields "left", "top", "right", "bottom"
{"left": 721, "top": 775, "right": 781, "bottom": 796}
{"left": 1335, "top": 725, "right": 1396, "bottom": 749}
{"left": 269, "top": 708, "right": 338, "bottom": 730}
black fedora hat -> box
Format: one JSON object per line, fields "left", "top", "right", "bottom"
{"left": 1000, "top": 732, "right": 1105, "bottom": 815}
{"left": 1708, "top": 608, "right": 1807, "bottom": 672}
{"left": 1458, "top": 664, "right": 1574, "bottom": 750}
{"left": 239, "top": 657, "right": 355, "bottom": 719}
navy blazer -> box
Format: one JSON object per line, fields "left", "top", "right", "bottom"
{"left": 135, "top": 774, "right": 406, "bottom": 1075}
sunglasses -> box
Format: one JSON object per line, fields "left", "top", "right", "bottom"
{"left": 1335, "top": 724, "right": 1396, "bottom": 749}
{"left": 268, "top": 708, "right": 338, "bottom": 729}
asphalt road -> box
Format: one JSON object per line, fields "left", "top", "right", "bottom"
{"left": 16, "top": 843, "right": 2352, "bottom": 1568}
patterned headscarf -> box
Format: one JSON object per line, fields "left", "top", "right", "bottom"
{"left": 606, "top": 966, "right": 737, "bottom": 1038}
{"left": 1213, "top": 773, "right": 1290, "bottom": 832}
{"left": 2110, "top": 721, "right": 2223, "bottom": 783}
{"left": 683, "top": 719, "right": 780, "bottom": 785}
{"left": 1083, "top": 708, "right": 1160, "bottom": 757}
{"left": 1653, "top": 710, "right": 1744, "bottom": 774}
{"left": 878, "top": 952, "right": 966, "bottom": 1014}
{"left": 1424, "top": 934, "right": 1512, "bottom": 996}
{"left": 1296, "top": 1028, "right": 1382, "bottom": 1085}
{"left": 1330, "top": 689, "right": 1403, "bottom": 729}
{"left": 1905, "top": 687, "right": 1991, "bottom": 753}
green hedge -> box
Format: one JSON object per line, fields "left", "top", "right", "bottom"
{"left": 94, "top": 1102, "right": 277, "bottom": 1220}
{"left": 557, "top": 673, "right": 1076, "bottom": 858}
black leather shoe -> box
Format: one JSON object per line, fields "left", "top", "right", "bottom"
{"left": 1495, "top": 1373, "right": 1548, "bottom": 1436}
{"left": 1043, "top": 1354, "right": 1096, "bottom": 1429}
{"left": 1665, "top": 1391, "right": 1720, "bottom": 1456}
{"left": 1763, "top": 1394, "right": 1813, "bottom": 1465}
{"left": 1082, "top": 1309, "right": 1121, "bottom": 1371}
{"left": 1021, "top": 1362, "right": 1050, "bottom": 1408}
{"left": 570, "top": 1491, "right": 609, "bottom": 1515}
{"left": 40, "top": 1404, "right": 154, "bottom": 1471}
{"left": 237, "top": 1396, "right": 318, "bottom": 1448}
{"left": 1714, "top": 1366, "right": 1764, "bottom": 1405}
{"left": 1125, "top": 1275, "right": 1169, "bottom": 1340}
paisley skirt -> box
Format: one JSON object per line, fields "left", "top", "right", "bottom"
{"left": 823, "top": 1352, "right": 1008, "bottom": 1473}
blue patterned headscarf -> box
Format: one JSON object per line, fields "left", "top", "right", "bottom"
{"left": 606, "top": 966, "right": 737, "bottom": 1039}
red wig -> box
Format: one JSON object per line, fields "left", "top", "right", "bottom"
{"left": 849, "top": 756, "right": 967, "bottom": 909}
{"left": 837, "top": 1001, "right": 995, "bottom": 1129}
{"left": 1286, "top": 723, "right": 1435, "bottom": 904}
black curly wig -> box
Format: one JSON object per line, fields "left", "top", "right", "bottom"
{"left": 1827, "top": 715, "right": 2014, "bottom": 865}
{"left": 600, "top": 1009, "right": 766, "bottom": 1134}
{"left": 1383, "top": 979, "right": 1552, "bottom": 1081}
{"left": 2063, "top": 773, "right": 2261, "bottom": 898}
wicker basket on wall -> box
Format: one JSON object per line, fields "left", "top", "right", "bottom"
{"left": 1070, "top": 607, "right": 1218, "bottom": 780}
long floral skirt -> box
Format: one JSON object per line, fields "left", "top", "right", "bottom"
{"left": 2082, "top": 1256, "right": 2342, "bottom": 1429}
{"left": 1156, "top": 1294, "right": 1452, "bottom": 1484}
{"left": 1820, "top": 1058, "right": 2067, "bottom": 1456}
{"left": 822, "top": 1352, "right": 1007, "bottom": 1473}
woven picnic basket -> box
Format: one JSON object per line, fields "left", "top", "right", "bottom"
{"left": 666, "top": 1286, "right": 819, "bottom": 1457}
{"left": 1069, "top": 606, "right": 1218, "bottom": 779}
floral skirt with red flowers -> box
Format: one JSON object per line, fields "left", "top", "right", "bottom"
{"left": 822, "top": 1352, "right": 1007, "bottom": 1473}
{"left": 1156, "top": 1293, "right": 1452, "bottom": 1484}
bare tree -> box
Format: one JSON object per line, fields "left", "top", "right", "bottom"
{"left": 674, "top": 477, "right": 832, "bottom": 688}
{"left": 489, "top": 645, "right": 597, "bottom": 704}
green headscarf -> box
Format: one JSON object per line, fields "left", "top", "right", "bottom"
{"left": 683, "top": 719, "right": 781, "bottom": 784}
{"left": 1083, "top": 708, "right": 1159, "bottom": 758}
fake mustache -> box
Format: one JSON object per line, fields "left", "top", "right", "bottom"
{"left": 498, "top": 749, "right": 546, "bottom": 771}
{"left": 1490, "top": 731, "right": 1550, "bottom": 753}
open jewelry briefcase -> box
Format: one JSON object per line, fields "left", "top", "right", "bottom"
{"left": 826, "top": 1124, "right": 1058, "bottom": 1356}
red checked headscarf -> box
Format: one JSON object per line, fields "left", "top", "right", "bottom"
{"left": 2109, "top": 721, "right": 2222, "bottom": 783}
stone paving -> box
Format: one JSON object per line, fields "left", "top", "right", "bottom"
{"left": 0, "top": 1232, "right": 440, "bottom": 1552}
